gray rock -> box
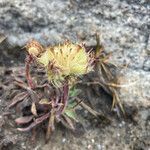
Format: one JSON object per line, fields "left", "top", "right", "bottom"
{"left": 118, "top": 69, "right": 150, "bottom": 107}
{"left": 0, "top": 0, "right": 150, "bottom": 107}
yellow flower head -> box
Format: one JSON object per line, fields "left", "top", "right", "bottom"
{"left": 26, "top": 40, "right": 45, "bottom": 57}
{"left": 38, "top": 41, "right": 93, "bottom": 86}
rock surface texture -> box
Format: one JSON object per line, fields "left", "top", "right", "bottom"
{"left": 0, "top": 0, "right": 150, "bottom": 107}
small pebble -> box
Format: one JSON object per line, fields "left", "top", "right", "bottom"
{"left": 121, "top": 121, "right": 125, "bottom": 125}
{"left": 97, "top": 144, "right": 103, "bottom": 150}
{"left": 87, "top": 144, "right": 92, "bottom": 149}
{"left": 119, "top": 123, "right": 123, "bottom": 128}
{"left": 21, "top": 143, "right": 26, "bottom": 149}
{"left": 93, "top": 119, "right": 98, "bottom": 123}
{"left": 11, "top": 60, "right": 14, "bottom": 63}
{"left": 91, "top": 139, "right": 95, "bottom": 143}
{"left": 62, "top": 138, "right": 66, "bottom": 143}
{"left": 84, "top": 110, "right": 88, "bottom": 115}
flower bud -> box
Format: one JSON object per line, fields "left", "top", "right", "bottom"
{"left": 26, "top": 40, "right": 44, "bottom": 57}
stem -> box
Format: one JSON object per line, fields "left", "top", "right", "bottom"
{"left": 56, "top": 80, "right": 69, "bottom": 116}
{"left": 62, "top": 81, "right": 69, "bottom": 112}
{"left": 46, "top": 109, "right": 55, "bottom": 141}
{"left": 25, "top": 55, "right": 35, "bottom": 89}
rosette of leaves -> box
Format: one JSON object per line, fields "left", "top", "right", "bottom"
{"left": 9, "top": 40, "right": 94, "bottom": 141}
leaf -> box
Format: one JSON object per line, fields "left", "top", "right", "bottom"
{"left": 39, "top": 99, "right": 51, "bottom": 105}
{"left": 15, "top": 116, "right": 33, "bottom": 125}
{"left": 67, "top": 101, "right": 77, "bottom": 108}
{"left": 0, "top": 35, "right": 6, "bottom": 43}
{"left": 64, "top": 109, "right": 78, "bottom": 122}
{"left": 17, "top": 112, "right": 50, "bottom": 132}
{"left": 75, "top": 97, "right": 99, "bottom": 117}
{"left": 69, "top": 87, "right": 80, "bottom": 98}
{"left": 8, "top": 92, "right": 28, "bottom": 108}
{"left": 31, "top": 102, "right": 37, "bottom": 116}
{"left": 61, "top": 115, "right": 75, "bottom": 130}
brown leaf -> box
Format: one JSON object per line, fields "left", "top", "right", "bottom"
{"left": 75, "top": 97, "right": 99, "bottom": 117}
{"left": 8, "top": 92, "right": 28, "bottom": 108}
{"left": 61, "top": 115, "right": 75, "bottom": 130}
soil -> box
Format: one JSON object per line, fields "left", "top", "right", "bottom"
{"left": 0, "top": 47, "right": 150, "bottom": 150}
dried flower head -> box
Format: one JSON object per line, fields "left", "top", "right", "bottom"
{"left": 38, "top": 41, "right": 93, "bottom": 85}
{"left": 26, "top": 39, "right": 45, "bottom": 57}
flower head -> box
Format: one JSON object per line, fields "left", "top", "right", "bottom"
{"left": 38, "top": 41, "right": 93, "bottom": 86}
{"left": 26, "top": 40, "right": 45, "bottom": 57}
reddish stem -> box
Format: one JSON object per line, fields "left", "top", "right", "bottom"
{"left": 25, "top": 55, "right": 35, "bottom": 89}
{"left": 56, "top": 80, "right": 69, "bottom": 117}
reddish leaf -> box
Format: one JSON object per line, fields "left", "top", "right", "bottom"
{"left": 15, "top": 116, "right": 33, "bottom": 125}
{"left": 17, "top": 112, "right": 50, "bottom": 132}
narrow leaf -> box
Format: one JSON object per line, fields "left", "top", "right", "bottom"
{"left": 64, "top": 109, "right": 78, "bottom": 122}
{"left": 17, "top": 112, "right": 50, "bottom": 132}
{"left": 39, "top": 99, "right": 51, "bottom": 105}
{"left": 15, "top": 116, "right": 33, "bottom": 125}
{"left": 8, "top": 92, "right": 28, "bottom": 108}
{"left": 31, "top": 102, "right": 37, "bottom": 116}
{"left": 61, "top": 115, "right": 75, "bottom": 130}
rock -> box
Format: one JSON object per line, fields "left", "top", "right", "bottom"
{"left": 0, "top": 0, "right": 149, "bottom": 108}
{"left": 118, "top": 69, "right": 150, "bottom": 107}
